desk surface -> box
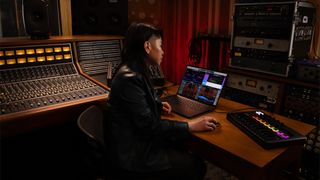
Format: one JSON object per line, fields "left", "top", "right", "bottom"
{"left": 162, "top": 86, "right": 315, "bottom": 170}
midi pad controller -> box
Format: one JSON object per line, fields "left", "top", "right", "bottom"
{"left": 227, "top": 110, "right": 306, "bottom": 149}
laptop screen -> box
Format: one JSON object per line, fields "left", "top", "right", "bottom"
{"left": 177, "top": 66, "right": 227, "bottom": 106}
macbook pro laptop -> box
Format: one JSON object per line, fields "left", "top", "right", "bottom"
{"left": 161, "top": 66, "right": 227, "bottom": 118}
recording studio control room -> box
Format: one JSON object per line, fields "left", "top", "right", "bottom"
{"left": 0, "top": 0, "right": 319, "bottom": 180}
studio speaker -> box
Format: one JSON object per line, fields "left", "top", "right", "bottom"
{"left": 71, "top": 0, "right": 128, "bottom": 35}
{"left": 23, "top": 0, "right": 50, "bottom": 39}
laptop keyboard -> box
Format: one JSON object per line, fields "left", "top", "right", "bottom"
{"left": 162, "top": 95, "right": 213, "bottom": 117}
{"left": 169, "top": 96, "right": 206, "bottom": 109}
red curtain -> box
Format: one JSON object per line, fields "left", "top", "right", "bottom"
{"left": 160, "top": 0, "right": 232, "bottom": 84}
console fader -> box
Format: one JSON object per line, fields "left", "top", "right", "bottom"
{"left": 0, "top": 43, "right": 109, "bottom": 119}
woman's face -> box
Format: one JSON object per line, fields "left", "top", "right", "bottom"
{"left": 145, "top": 36, "right": 164, "bottom": 65}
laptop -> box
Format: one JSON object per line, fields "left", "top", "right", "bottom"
{"left": 161, "top": 66, "right": 227, "bottom": 118}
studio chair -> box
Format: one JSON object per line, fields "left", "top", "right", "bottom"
{"left": 77, "top": 105, "right": 108, "bottom": 180}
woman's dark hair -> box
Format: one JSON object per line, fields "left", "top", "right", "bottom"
{"left": 120, "top": 23, "right": 163, "bottom": 75}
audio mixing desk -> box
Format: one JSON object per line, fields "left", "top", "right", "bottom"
{"left": 0, "top": 36, "right": 123, "bottom": 137}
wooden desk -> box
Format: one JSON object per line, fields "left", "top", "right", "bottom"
{"left": 162, "top": 86, "right": 315, "bottom": 180}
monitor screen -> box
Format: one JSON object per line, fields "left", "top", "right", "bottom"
{"left": 177, "top": 66, "right": 227, "bottom": 106}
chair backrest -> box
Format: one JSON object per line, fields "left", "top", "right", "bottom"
{"left": 77, "top": 105, "right": 105, "bottom": 146}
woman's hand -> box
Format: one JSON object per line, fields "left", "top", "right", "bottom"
{"left": 162, "top": 101, "right": 172, "bottom": 114}
{"left": 188, "top": 116, "right": 221, "bottom": 132}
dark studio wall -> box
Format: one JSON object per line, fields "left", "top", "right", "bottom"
{"left": 128, "top": 0, "right": 233, "bottom": 84}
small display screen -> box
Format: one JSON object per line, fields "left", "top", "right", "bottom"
{"left": 246, "top": 79, "right": 257, "bottom": 88}
{"left": 63, "top": 46, "right": 70, "bottom": 52}
{"left": 5, "top": 50, "right": 14, "bottom": 56}
{"left": 26, "top": 49, "right": 35, "bottom": 55}
{"left": 17, "top": 58, "right": 26, "bottom": 64}
{"left": 45, "top": 48, "right": 53, "bottom": 53}
{"left": 47, "top": 56, "right": 54, "bottom": 61}
{"left": 36, "top": 48, "right": 44, "bottom": 54}
{"left": 7, "top": 59, "right": 16, "bottom": 64}
{"left": 28, "top": 57, "right": 36, "bottom": 63}
{"left": 54, "top": 47, "right": 62, "bottom": 52}
{"left": 37, "top": 56, "right": 46, "bottom": 62}
{"left": 254, "top": 39, "right": 264, "bottom": 45}
{"left": 16, "top": 49, "right": 25, "bottom": 55}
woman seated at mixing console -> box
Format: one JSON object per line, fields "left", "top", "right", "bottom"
{"left": 104, "top": 23, "right": 221, "bottom": 180}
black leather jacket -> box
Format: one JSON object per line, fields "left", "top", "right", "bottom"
{"left": 106, "top": 63, "right": 190, "bottom": 172}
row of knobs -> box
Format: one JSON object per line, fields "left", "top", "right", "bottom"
{"left": 0, "top": 75, "right": 97, "bottom": 103}
{"left": 0, "top": 63, "right": 76, "bottom": 83}
{"left": 0, "top": 86, "right": 107, "bottom": 114}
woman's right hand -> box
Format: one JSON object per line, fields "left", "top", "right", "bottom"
{"left": 188, "top": 116, "right": 221, "bottom": 132}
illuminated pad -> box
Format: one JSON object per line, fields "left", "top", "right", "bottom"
{"left": 253, "top": 111, "right": 289, "bottom": 139}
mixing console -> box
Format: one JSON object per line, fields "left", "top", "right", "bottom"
{"left": 76, "top": 40, "right": 122, "bottom": 86}
{"left": 0, "top": 43, "right": 109, "bottom": 117}
{"left": 227, "top": 110, "right": 306, "bottom": 149}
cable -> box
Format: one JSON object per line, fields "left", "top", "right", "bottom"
{"left": 227, "top": 107, "right": 279, "bottom": 120}
{"left": 214, "top": 107, "right": 259, "bottom": 114}
{"left": 308, "top": 0, "right": 319, "bottom": 59}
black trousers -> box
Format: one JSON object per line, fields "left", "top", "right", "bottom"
{"left": 112, "top": 148, "right": 207, "bottom": 180}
